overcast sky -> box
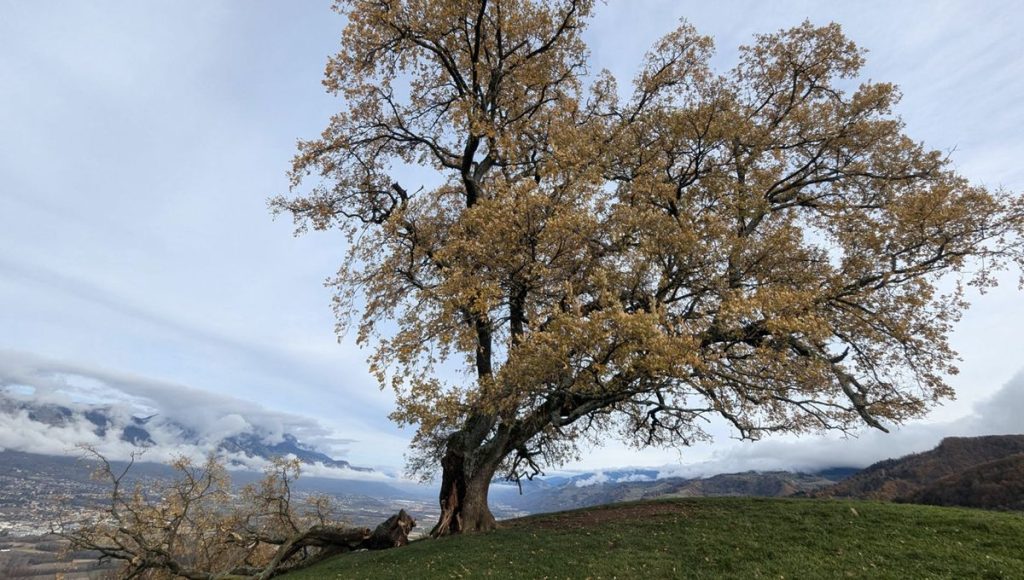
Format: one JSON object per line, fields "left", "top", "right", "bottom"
{"left": 1, "top": 1, "right": 1022, "bottom": 474}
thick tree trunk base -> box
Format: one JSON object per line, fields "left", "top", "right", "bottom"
{"left": 431, "top": 449, "right": 497, "bottom": 536}
{"left": 432, "top": 498, "right": 497, "bottom": 536}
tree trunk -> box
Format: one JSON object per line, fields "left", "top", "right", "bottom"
{"left": 255, "top": 511, "right": 416, "bottom": 579}
{"left": 430, "top": 446, "right": 497, "bottom": 536}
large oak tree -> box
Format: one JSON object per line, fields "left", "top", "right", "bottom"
{"left": 274, "top": 0, "right": 1024, "bottom": 535}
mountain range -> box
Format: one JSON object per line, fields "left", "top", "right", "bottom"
{"left": 498, "top": 435, "right": 1024, "bottom": 513}
{"left": 0, "top": 394, "right": 371, "bottom": 472}
{"left": 4, "top": 387, "right": 1022, "bottom": 514}
{"left": 494, "top": 468, "right": 858, "bottom": 513}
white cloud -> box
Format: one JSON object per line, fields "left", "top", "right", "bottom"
{"left": 0, "top": 350, "right": 392, "bottom": 475}
{"left": 635, "top": 368, "right": 1024, "bottom": 479}
{"left": 573, "top": 472, "right": 609, "bottom": 487}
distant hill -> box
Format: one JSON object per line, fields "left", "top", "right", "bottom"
{"left": 504, "top": 434, "right": 1024, "bottom": 514}
{"left": 908, "top": 453, "right": 1024, "bottom": 511}
{"left": 0, "top": 449, "right": 399, "bottom": 498}
{"left": 813, "top": 434, "right": 1024, "bottom": 508}
{"left": 495, "top": 469, "right": 849, "bottom": 513}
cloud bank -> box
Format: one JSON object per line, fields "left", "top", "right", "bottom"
{"left": 0, "top": 350, "right": 392, "bottom": 481}
{"left": 547, "top": 369, "right": 1024, "bottom": 485}
{"left": 652, "top": 369, "right": 1024, "bottom": 479}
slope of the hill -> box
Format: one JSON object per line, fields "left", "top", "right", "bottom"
{"left": 814, "top": 434, "right": 1024, "bottom": 501}
{"left": 909, "top": 453, "right": 1024, "bottom": 511}
{"left": 286, "top": 498, "right": 1024, "bottom": 579}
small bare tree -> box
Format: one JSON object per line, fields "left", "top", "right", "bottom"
{"left": 53, "top": 447, "right": 415, "bottom": 579}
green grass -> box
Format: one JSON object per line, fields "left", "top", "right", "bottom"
{"left": 286, "top": 497, "right": 1024, "bottom": 579}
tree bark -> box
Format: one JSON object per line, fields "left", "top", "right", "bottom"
{"left": 431, "top": 446, "right": 498, "bottom": 536}
{"left": 257, "top": 511, "right": 415, "bottom": 579}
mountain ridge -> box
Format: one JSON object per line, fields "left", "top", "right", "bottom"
{"left": 0, "top": 394, "right": 371, "bottom": 473}
{"left": 813, "top": 434, "right": 1024, "bottom": 509}
{"left": 494, "top": 468, "right": 853, "bottom": 512}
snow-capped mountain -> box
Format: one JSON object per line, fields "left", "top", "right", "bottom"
{"left": 0, "top": 394, "right": 371, "bottom": 473}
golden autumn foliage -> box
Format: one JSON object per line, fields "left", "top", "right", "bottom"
{"left": 274, "top": 0, "right": 1024, "bottom": 534}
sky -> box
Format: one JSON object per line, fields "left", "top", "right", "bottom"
{"left": 1, "top": 1, "right": 1022, "bottom": 477}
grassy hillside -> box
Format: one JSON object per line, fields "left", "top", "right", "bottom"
{"left": 286, "top": 497, "right": 1024, "bottom": 579}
